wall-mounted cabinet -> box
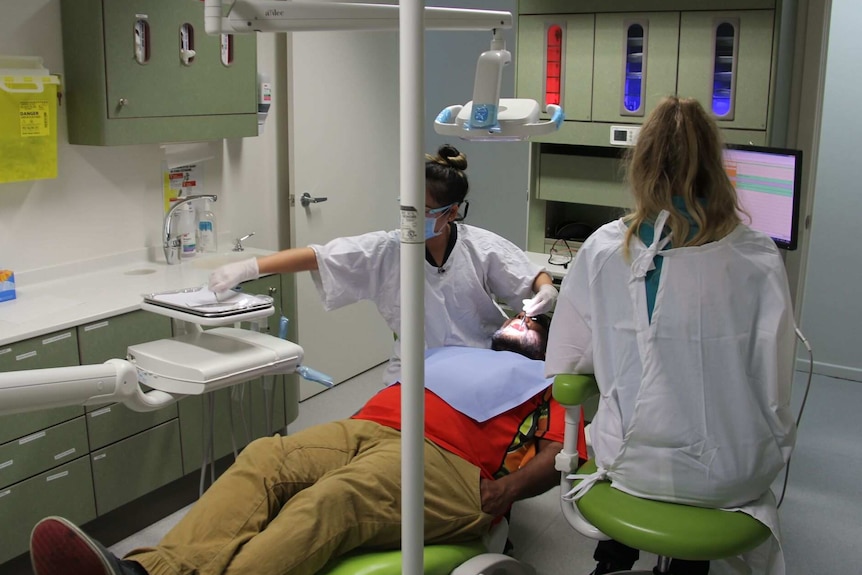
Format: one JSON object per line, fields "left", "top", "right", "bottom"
{"left": 60, "top": 0, "right": 258, "bottom": 145}
{"left": 516, "top": 6, "right": 776, "bottom": 147}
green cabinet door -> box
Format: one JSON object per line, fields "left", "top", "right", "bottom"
{"left": 0, "top": 329, "right": 82, "bottom": 445}
{"left": 0, "top": 416, "right": 88, "bottom": 489}
{"left": 91, "top": 420, "right": 183, "bottom": 515}
{"left": 537, "top": 153, "right": 631, "bottom": 209}
{"left": 677, "top": 10, "right": 774, "bottom": 131}
{"left": 516, "top": 14, "right": 595, "bottom": 122}
{"left": 0, "top": 457, "right": 96, "bottom": 564}
{"left": 78, "top": 311, "right": 178, "bottom": 449}
{"left": 592, "top": 12, "right": 680, "bottom": 124}
{"left": 60, "top": 0, "right": 257, "bottom": 145}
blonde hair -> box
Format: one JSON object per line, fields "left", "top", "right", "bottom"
{"left": 622, "top": 96, "right": 744, "bottom": 260}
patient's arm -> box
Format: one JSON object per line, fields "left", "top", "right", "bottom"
{"left": 479, "top": 438, "right": 563, "bottom": 517}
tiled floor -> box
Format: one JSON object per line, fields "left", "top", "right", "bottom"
{"left": 111, "top": 367, "right": 862, "bottom": 574}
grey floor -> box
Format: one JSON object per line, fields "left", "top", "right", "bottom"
{"left": 111, "top": 366, "right": 862, "bottom": 574}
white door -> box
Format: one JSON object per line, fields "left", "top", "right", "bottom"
{"left": 287, "top": 30, "right": 400, "bottom": 399}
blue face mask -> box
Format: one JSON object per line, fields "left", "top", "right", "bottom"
{"left": 424, "top": 203, "right": 455, "bottom": 240}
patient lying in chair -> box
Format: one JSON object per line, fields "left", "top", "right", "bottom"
{"left": 29, "top": 312, "right": 586, "bottom": 575}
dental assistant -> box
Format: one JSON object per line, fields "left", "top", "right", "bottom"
{"left": 209, "top": 144, "right": 558, "bottom": 384}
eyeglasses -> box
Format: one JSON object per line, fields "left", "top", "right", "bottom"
{"left": 548, "top": 238, "right": 574, "bottom": 269}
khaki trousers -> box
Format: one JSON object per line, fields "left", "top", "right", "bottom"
{"left": 126, "top": 419, "right": 492, "bottom": 575}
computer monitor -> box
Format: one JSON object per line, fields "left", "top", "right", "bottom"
{"left": 723, "top": 144, "right": 802, "bottom": 251}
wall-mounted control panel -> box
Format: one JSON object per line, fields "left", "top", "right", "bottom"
{"left": 609, "top": 125, "right": 640, "bottom": 146}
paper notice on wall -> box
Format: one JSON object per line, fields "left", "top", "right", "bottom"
{"left": 162, "top": 162, "right": 205, "bottom": 213}
{"left": 161, "top": 142, "right": 214, "bottom": 169}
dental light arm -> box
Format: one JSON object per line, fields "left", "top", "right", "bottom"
{"left": 204, "top": 0, "right": 511, "bottom": 34}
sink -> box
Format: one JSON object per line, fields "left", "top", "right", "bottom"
{"left": 192, "top": 252, "right": 253, "bottom": 270}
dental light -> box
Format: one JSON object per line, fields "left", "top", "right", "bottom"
{"left": 434, "top": 32, "right": 565, "bottom": 142}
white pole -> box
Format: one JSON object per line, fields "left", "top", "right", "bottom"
{"left": 400, "top": 0, "right": 425, "bottom": 572}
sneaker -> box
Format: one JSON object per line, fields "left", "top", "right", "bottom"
{"left": 30, "top": 516, "right": 126, "bottom": 575}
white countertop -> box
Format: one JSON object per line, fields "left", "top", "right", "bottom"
{"left": 0, "top": 249, "right": 274, "bottom": 347}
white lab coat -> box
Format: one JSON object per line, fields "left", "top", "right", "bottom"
{"left": 310, "top": 224, "right": 543, "bottom": 384}
{"left": 545, "top": 213, "right": 797, "bottom": 575}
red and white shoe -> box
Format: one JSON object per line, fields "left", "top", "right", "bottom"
{"left": 30, "top": 516, "right": 124, "bottom": 575}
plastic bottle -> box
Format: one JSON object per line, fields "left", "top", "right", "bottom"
{"left": 179, "top": 202, "right": 197, "bottom": 258}
{"left": 196, "top": 199, "right": 218, "bottom": 253}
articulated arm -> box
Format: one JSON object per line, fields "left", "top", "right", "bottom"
{"left": 0, "top": 359, "right": 178, "bottom": 417}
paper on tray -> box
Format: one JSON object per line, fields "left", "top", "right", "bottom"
{"left": 148, "top": 288, "right": 270, "bottom": 314}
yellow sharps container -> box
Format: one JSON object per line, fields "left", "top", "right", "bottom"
{"left": 0, "top": 56, "right": 61, "bottom": 184}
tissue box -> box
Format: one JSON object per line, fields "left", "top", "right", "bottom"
{"left": 0, "top": 270, "right": 15, "bottom": 302}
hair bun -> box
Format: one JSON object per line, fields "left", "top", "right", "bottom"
{"left": 436, "top": 144, "right": 468, "bottom": 171}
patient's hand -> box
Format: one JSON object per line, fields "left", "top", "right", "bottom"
{"left": 480, "top": 477, "right": 514, "bottom": 517}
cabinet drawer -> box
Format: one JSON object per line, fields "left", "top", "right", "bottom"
{"left": 0, "top": 457, "right": 96, "bottom": 565}
{"left": 537, "top": 153, "right": 631, "bottom": 208}
{"left": 91, "top": 420, "right": 183, "bottom": 515}
{"left": 87, "top": 403, "right": 178, "bottom": 451}
{"left": 0, "top": 416, "right": 88, "bottom": 489}
{"left": 0, "top": 330, "right": 82, "bottom": 444}
{"left": 78, "top": 310, "right": 172, "bottom": 365}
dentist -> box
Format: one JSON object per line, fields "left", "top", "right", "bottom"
{"left": 209, "top": 144, "right": 557, "bottom": 385}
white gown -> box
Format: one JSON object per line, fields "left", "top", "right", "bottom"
{"left": 545, "top": 212, "right": 797, "bottom": 574}
{"left": 310, "top": 223, "right": 543, "bottom": 385}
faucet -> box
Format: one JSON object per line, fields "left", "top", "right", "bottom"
{"left": 163, "top": 194, "right": 218, "bottom": 264}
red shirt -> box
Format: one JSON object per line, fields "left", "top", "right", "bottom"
{"left": 353, "top": 384, "right": 586, "bottom": 479}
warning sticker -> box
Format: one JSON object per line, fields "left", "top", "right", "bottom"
{"left": 19, "top": 100, "right": 49, "bottom": 137}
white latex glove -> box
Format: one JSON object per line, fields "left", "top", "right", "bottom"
{"left": 522, "top": 283, "right": 558, "bottom": 316}
{"left": 208, "top": 258, "right": 260, "bottom": 294}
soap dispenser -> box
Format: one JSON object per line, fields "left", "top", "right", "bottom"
{"left": 197, "top": 198, "right": 218, "bottom": 253}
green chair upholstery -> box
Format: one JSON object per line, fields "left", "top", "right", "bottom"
{"left": 552, "top": 374, "right": 771, "bottom": 569}
{"left": 317, "top": 541, "right": 486, "bottom": 575}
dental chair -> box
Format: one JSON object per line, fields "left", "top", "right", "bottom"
{"left": 552, "top": 374, "right": 771, "bottom": 574}
{"left": 316, "top": 518, "right": 532, "bottom": 575}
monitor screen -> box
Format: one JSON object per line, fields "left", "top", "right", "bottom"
{"left": 723, "top": 144, "right": 802, "bottom": 251}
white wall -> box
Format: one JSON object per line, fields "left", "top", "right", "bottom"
{"left": 424, "top": 0, "right": 530, "bottom": 248}
{"left": 798, "top": 0, "right": 862, "bottom": 381}
{"left": 0, "top": 0, "right": 282, "bottom": 275}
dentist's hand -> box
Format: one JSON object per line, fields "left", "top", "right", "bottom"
{"left": 522, "top": 284, "right": 558, "bottom": 316}
{"left": 209, "top": 258, "right": 260, "bottom": 293}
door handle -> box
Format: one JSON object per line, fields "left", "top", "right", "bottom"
{"left": 300, "top": 192, "right": 328, "bottom": 207}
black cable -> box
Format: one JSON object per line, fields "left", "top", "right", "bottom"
{"left": 777, "top": 328, "right": 814, "bottom": 508}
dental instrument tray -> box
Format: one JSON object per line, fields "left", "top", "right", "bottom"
{"left": 142, "top": 287, "right": 275, "bottom": 326}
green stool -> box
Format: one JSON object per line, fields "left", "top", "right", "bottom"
{"left": 316, "top": 523, "right": 533, "bottom": 575}
{"left": 317, "top": 542, "right": 486, "bottom": 575}
{"left": 553, "top": 375, "right": 771, "bottom": 574}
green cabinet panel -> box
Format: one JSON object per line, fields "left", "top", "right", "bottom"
{"left": 78, "top": 311, "right": 177, "bottom": 448}
{"left": 677, "top": 10, "right": 774, "bottom": 130}
{"left": 91, "top": 420, "right": 183, "bottom": 515}
{"left": 0, "top": 416, "right": 88, "bottom": 489}
{"left": 60, "top": 0, "right": 257, "bottom": 145}
{"left": 78, "top": 310, "right": 172, "bottom": 365}
{"left": 537, "top": 153, "right": 631, "bottom": 209}
{"left": 0, "top": 330, "right": 82, "bottom": 445}
{"left": 592, "top": 12, "right": 681, "bottom": 124}
{"left": 0, "top": 457, "right": 96, "bottom": 565}
{"left": 516, "top": 15, "right": 595, "bottom": 122}
{"left": 86, "top": 402, "right": 178, "bottom": 451}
